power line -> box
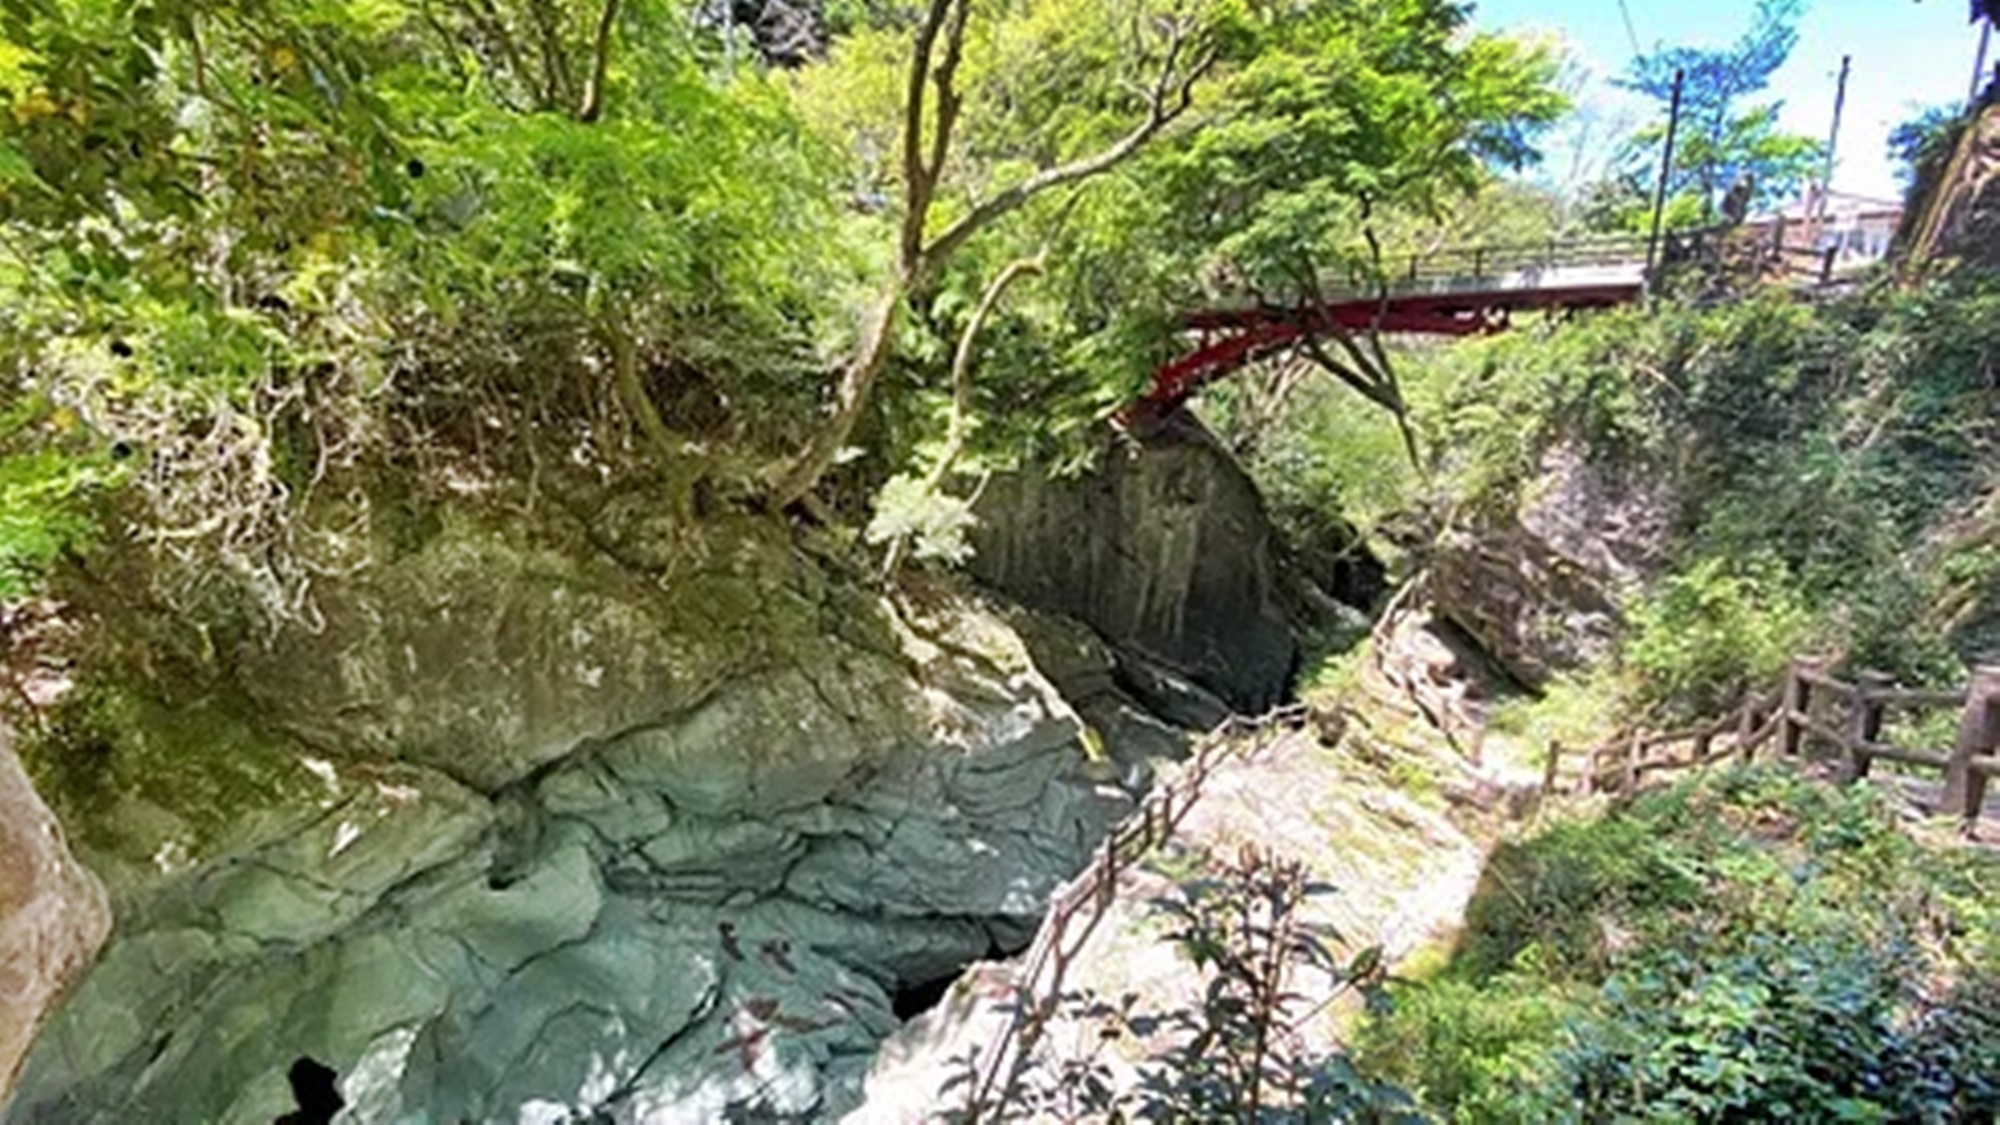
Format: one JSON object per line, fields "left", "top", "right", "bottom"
{"left": 1616, "top": 0, "right": 1644, "bottom": 59}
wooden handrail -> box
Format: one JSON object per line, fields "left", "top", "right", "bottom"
{"left": 1589, "top": 657, "right": 2000, "bottom": 825}
{"left": 958, "top": 704, "right": 1310, "bottom": 1118}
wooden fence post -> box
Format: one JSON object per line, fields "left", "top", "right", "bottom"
{"left": 1779, "top": 657, "right": 1826, "bottom": 759}
{"left": 1846, "top": 671, "right": 1891, "bottom": 782}
{"left": 1942, "top": 665, "right": 2000, "bottom": 822}
{"left": 1736, "top": 696, "right": 1761, "bottom": 763}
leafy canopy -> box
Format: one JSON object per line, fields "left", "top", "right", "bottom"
{"left": 1587, "top": 0, "right": 1822, "bottom": 229}
{"left": 0, "top": 0, "right": 850, "bottom": 611}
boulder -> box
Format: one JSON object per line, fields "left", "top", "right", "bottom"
{"left": 0, "top": 734, "right": 109, "bottom": 1104}
{"left": 1431, "top": 443, "right": 1673, "bottom": 687}
{"left": 970, "top": 411, "right": 1301, "bottom": 713}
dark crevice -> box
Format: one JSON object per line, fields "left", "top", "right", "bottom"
{"left": 889, "top": 932, "right": 1029, "bottom": 1022}
{"left": 273, "top": 1056, "right": 344, "bottom": 1125}
{"left": 890, "top": 970, "right": 960, "bottom": 1021}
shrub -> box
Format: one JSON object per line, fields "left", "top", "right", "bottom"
{"left": 1355, "top": 768, "right": 2000, "bottom": 1123}
{"left": 950, "top": 845, "right": 1421, "bottom": 1123}
{"left": 1622, "top": 554, "right": 1813, "bottom": 718}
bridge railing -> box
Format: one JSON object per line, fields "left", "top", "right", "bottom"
{"left": 1313, "top": 223, "right": 1868, "bottom": 305}
{"left": 1319, "top": 233, "right": 1658, "bottom": 301}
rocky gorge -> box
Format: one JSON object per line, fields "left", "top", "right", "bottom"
{"left": 0, "top": 418, "right": 1367, "bottom": 1123}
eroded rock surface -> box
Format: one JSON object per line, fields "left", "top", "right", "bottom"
{"left": 3, "top": 519, "right": 1144, "bottom": 1123}
{"left": 1431, "top": 444, "right": 1674, "bottom": 687}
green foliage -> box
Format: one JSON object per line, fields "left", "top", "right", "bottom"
{"left": 1315, "top": 279, "right": 2000, "bottom": 713}
{"left": 1587, "top": 0, "right": 1823, "bottom": 227}
{"left": 1222, "top": 372, "right": 1424, "bottom": 541}
{"left": 1354, "top": 975, "right": 1582, "bottom": 1124}
{"left": 865, "top": 471, "right": 977, "bottom": 563}
{"left": 1888, "top": 103, "right": 1967, "bottom": 190}
{"left": 1356, "top": 768, "right": 2000, "bottom": 1122}
{"left": 1142, "top": 0, "right": 1565, "bottom": 295}
{"left": 0, "top": 0, "right": 854, "bottom": 622}
{"left": 1623, "top": 554, "right": 1813, "bottom": 718}
{"left": 0, "top": 439, "right": 110, "bottom": 598}
{"left": 0, "top": 0, "right": 1573, "bottom": 621}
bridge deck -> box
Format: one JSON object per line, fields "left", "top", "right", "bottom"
{"left": 1143, "top": 235, "right": 1658, "bottom": 412}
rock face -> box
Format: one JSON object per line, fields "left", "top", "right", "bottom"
{"left": 1904, "top": 104, "right": 2000, "bottom": 272}
{"left": 970, "top": 412, "right": 1302, "bottom": 714}
{"left": 1430, "top": 444, "right": 1674, "bottom": 687}
{"left": 0, "top": 734, "right": 109, "bottom": 1101}
{"left": 2, "top": 514, "right": 1141, "bottom": 1123}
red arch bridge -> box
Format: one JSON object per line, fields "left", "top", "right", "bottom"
{"left": 1137, "top": 233, "right": 1660, "bottom": 415}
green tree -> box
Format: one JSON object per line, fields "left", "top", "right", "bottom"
{"left": 1888, "top": 102, "right": 1966, "bottom": 189}
{"left": 1097, "top": 0, "right": 1565, "bottom": 468}
{"left": 1591, "top": 0, "right": 1823, "bottom": 227}
{"left": 788, "top": 0, "right": 1564, "bottom": 540}
{"left": 0, "top": 0, "right": 848, "bottom": 616}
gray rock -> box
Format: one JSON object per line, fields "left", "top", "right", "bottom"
{"left": 1432, "top": 442, "right": 1674, "bottom": 687}
{"left": 238, "top": 513, "right": 815, "bottom": 793}
{"left": 971, "top": 412, "right": 1300, "bottom": 713}
{"left": 5, "top": 579, "right": 1144, "bottom": 1125}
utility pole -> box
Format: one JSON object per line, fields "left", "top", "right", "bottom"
{"left": 1645, "top": 69, "right": 1686, "bottom": 292}
{"left": 1820, "top": 55, "right": 1850, "bottom": 212}
{"left": 1812, "top": 52, "right": 1851, "bottom": 240}
{"left": 1973, "top": 17, "right": 1994, "bottom": 108}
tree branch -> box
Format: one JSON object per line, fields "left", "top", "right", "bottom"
{"left": 528, "top": 0, "right": 576, "bottom": 108}
{"left": 575, "top": 0, "right": 621, "bottom": 123}
{"left": 922, "top": 0, "right": 973, "bottom": 221}
{"left": 881, "top": 252, "right": 1045, "bottom": 579}
{"left": 768, "top": 281, "right": 906, "bottom": 509}
{"left": 771, "top": 9, "right": 1215, "bottom": 511}
{"left": 917, "top": 23, "right": 1214, "bottom": 280}
{"left": 899, "top": 0, "right": 955, "bottom": 272}
{"left": 925, "top": 252, "right": 1046, "bottom": 492}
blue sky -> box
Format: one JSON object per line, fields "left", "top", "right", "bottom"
{"left": 1466, "top": 0, "right": 1989, "bottom": 201}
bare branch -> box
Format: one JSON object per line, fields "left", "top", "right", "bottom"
{"left": 923, "top": 0, "right": 974, "bottom": 210}
{"left": 899, "top": 0, "right": 955, "bottom": 271}
{"left": 527, "top": 0, "right": 576, "bottom": 108}
{"left": 926, "top": 252, "right": 1047, "bottom": 492}
{"left": 459, "top": 0, "right": 545, "bottom": 109}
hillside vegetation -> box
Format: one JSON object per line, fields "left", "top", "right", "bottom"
{"left": 1234, "top": 278, "right": 2000, "bottom": 720}
{"left": 1361, "top": 767, "right": 2000, "bottom": 1122}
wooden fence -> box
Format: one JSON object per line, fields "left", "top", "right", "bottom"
{"left": 1580, "top": 658, "right": 2000, "bottom": 822}
{"left": 953, "top": 703, "right": 1310, "bottom": 1120}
